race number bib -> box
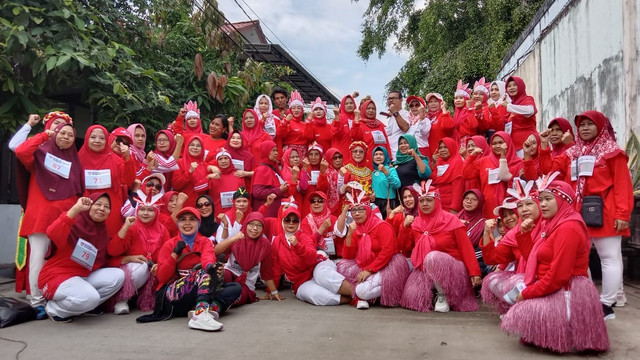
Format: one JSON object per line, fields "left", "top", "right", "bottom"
{"left": 264, "top": 122, "right": 276, "bottom": 137}
{"left": 84, "top": 169, "right": 112, "bottom": 190}
{"left": 436, "top": 164, "right": 449, "bottom": 177}
{"left": 323, "top": 238, "right": 336, "bottom": 256}
{"left": 570, "top": 159, "right": 578, "bottom": 181}
{"left": 577, "top": 155, "right": 595, "bottom": 177}
{"left": 275, "top": 173, "right": 285, "bottom": 185}
{"left": 44, "top": 153, "right": 71, "bottom": 179}
{"left": 487, "top": 168, "right": 501, "bottom": 185}
{"left": 232, "top": 159, "right": 244, "bottom": 171}
{"left": 71, "top": 238, "right": 98, "bottom": 270}
{"left": 504, "top": 121, "right": 513, "bottom": 135}
{"left": 220, "top": 191, "right": 234, "bottom": 208}
{"left": 371, "top": 130, "right": 386, "bottom": 144}
{"left": 309, "top": 170, "right": 320, "bottom": 185}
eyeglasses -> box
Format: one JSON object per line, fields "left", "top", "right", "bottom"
{"left": 387, "top": 96, "right": 399, "bottom": 101}
{"left": 115, "top": 138, "right": 130, "bottom": 147}
{"left": 247, "top": 223, "right": 263, "bottom": 230}
{"left": 195, "top": 202, "right": 211, "bottom": 209}
{"left": 189, "top": 143, "right": 202, "bottom": 148}
{"left": 145, "top": 181, "right": 162, "bottom": 190}
{"left": 350, "top": 207, "right": 366, "bottom": 214}
{"left": 409, "top": 103, "right": 421, "bottom": 108}
{"left": 352, "top": 149, "right": 364, "bottom": 154}
{"left": 310, "top": 198, "right": 325, "bottom": 204}
{"left": 156, "top": 138, "right": 169, "bottom": 144}
{"left": 283, "top": 217, "right": 300, "bottom": 224}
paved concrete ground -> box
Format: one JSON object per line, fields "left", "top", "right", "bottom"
{"left": 0, "top": 280, "right": 638, "bottom": 360}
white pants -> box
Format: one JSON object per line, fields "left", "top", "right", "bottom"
{"left": 125, "top": 262, "right": 150, "bottom": 291}
{"left": 355, "top": 272, "right": 382, "bottom": 301}
{"left": 28, "top": 233, "right": 50, "bottom": 307}
{"left": 592, "top": 235, "right": 623, "bottom": 306}
{"left": 296, "top": 260, "right": 344, "bottom": 306}
{"left": 45, "top": 268, "right": 125, "bottom": 318}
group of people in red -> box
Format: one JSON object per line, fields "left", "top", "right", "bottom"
{"left": 8, "top": 75, "right": 632, "bottom": 352}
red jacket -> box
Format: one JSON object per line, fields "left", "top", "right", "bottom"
{"left": 518, "top": 222, "right": 590, "bottom": 299}
{"left": 107, "top": 225, "right": 171, "bottom": 265}
{"left": 399, "top": 225, "right": 481, "bottom": 277}
{"left": 155, "top": 233, "right": 216, "bottom": 288}
{"left": 271, "top": 230, "right": 318, "bottom": 292}
{"left": 428, "top": 112, "right": 455, "bottom": 151}
{"left": 39, "top": 213, "right": 110, "bottom": 298}
{"left": 342, "top": 221, "right": 397, "bottom": 273}
{"left": 208, "top": 173, "right": 245, "bottom": 218}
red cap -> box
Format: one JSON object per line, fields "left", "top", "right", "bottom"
{"left": 176, "top": 207, "right": 201, "bottom": 221}
{"left": 111, "top": 127, "right": 133, "bottom": 143}
{"left": 406, "top": 95, "right": 426, "bottom": 108}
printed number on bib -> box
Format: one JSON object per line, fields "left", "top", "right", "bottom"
{"left": 71, "top": 238, "right": 98, "bottom": 270}
{"left": 84, "top": 169, "right": 112, "bottom": 190}
{"left": 44, "top": 153, "right": 72, "bottom": 179}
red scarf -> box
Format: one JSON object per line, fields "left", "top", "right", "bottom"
{"left": 154, "top": 130, "right": 177, "bottom": 160}
{"left": 339, "top": 95, "right": 356, "bottom": 124}
{"left": 359, "top": 100, "right": 380, "bottom": 129}
{"left": 65, "top": 192, "right": 111, "bottom": 267}
{"left": 456, "top": 189, "right": 486, "bottom": 247}
{"left": 410, "top": 194, "right": 465, "bottom": 269}
{"left": 305, "top": 191, "right": 331, "bottom": 233}
{"left": 78, "top": 125, "right": 118, "bottom": 170}
{"left": 323, "top": 148, "right": 342, "bottom": 211}
{"left": 231, "top": 212, "right": 271, "bottom": 271}
{"left": 434, "top": 137, "right": 464, "bottom": 185}
{"left": 179, "top": 135, "right": 209, "bottom": 190}
{"left": 524, "top": 182, "right": 589, "bottom": 285}
{"left": 467, "top": 136, "right": 489, "bottom": 158}
{"left": 127, "top": 123, "right": 147, "bottom": 163}
{"left": 548, "top": 117, "right": 575, "bottom": 157}
{"left": 32, "top": 123, "right": 83, "bottom": 201}
{"left": 354, "top": 206, "right": 389, "bottom": 268}
{"left": 565, "top": 111, "right": 625, "bottom": 205}
{"left": 133, "top": 205, "right": 165, "bottom": 257}
{"left": 241, "top": 109, "right": 270, "bottom": 145}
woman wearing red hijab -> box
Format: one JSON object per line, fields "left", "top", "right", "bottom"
{"left": 462, "top": 131, "right": 524, "bottom": 218}
{"left": 207, "top": 149, "right": 245, "bottom": 218}
{"left": 522, "top": 132, "right": 543, "bottom": 180}
{"left": 78, "top": 125, "right": 136, "bottom": 236}
{"left": 337, "top": 187, "right": 410, "bottom": 309}
{"left": 149, "top": 130, "right": 183, "bottom": 191}
{"left": 399, "top": 181, "right": 481, "bottom": 313}
{"left": 547, "top": 117, "right": 575, "bottom": 157}
{"left": 241, "top": 109, "right": 272, "bottom": 163}
{"left": 504, "top": 76, "right": 537, "bottom": 153}
{"left": 307, "top": 97, "right": 332, "bottom": 152}
{"left": 425, "top": 93, "right": 455, "bottom": 157}
{"left": 480, "top": 184, "right": 541, "bottom": 315}
{"left": 317, "top": 148, "right": 345, "bottom": 216}
{"left": 462, "top": 135, "right": 489, "bottom": 191}
{"left": 300, "top": 142, "right": 329, "bottom": 216}
{"left": 40, "top": 194, "right": 125, "bottom": 322}
{"left": 172, "top": 135, "right": 213, "bottom": 209}
{"left": 451, "top": 81, "right": 474, "bottom": 139}
{"left": 331, "top": 94, "right": 358, "bottom": 164}
{"left": 172, "top": 101, "right": 204, "bottom": 144}
{"left": 386, "top": 186, "right": 419, "bottom": 254}
{"left": 278, "top": 90, "right": 313, "bottom": 159}
{"left": 252, "top": 140, "right": 289, "bottom": 217}
{"left": 226, "top": 131, "right": 255, "bottom": 190}
{"left": 501, "top": 178, "right": 609, "bottom": 353}
{"left": 430, "top": 137, "right": 464, "bottom": 213}
{"left": 280, "top": 147, "right": 309, "bottom": 208}
{"left": 15, "top": 122, "right": 83, "bottom": 315}
{"left": 350, "top": 99, "right": 391, "bottom": 166}
{"left": 538, "top": 111, "right": 633, "bottom": 318}
{"left": 212, "top": 212, "right": 281, "bottom": 306}
{"left": 107, "top": 191, "right": 171, "bottom": 314}
{"left": 158, "top": 191, "right": 182, "bottom": 238}
{"left": 127, "top": 123, "right": 148, "bottom": 180}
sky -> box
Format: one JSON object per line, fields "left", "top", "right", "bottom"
{"left": 217, "top": 0, "right": 410, "bottom": 110}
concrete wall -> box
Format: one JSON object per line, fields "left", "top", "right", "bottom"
{"left": 0, "top": 205, "right": 22, "bottom": 265}
{"left": 498, "top": 0, "right": 639, "bottom": 147}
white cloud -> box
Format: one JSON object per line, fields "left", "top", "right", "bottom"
{"left": 218, "top": 0, "right": 407, "bottom": 109}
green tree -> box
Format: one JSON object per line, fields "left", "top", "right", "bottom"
{"left": 356, "top": 0, "right": 545, "bottom": 103}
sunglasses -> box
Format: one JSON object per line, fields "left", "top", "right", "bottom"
{"left": 145, "top": 181, "right": 162, "bottom": 190}
{"left": 332, "top": 155, "right": 343, "bottom": 160}
{"left": 196, "top": 202, "right": 211, "bottom": 209}
{"left": 310, "top": 198, "right": 325, "bottom": 204}
{"left": 115, "top": 137, "right": 130, "bottom": 147}
{"left": 283, "top": 217, "right": 300, "bottom": 224}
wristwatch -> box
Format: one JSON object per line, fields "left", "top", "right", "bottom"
{"left": 393, "top": 111, "right": 399, "bottom": 117}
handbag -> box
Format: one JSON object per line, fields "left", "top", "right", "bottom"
{"left": 581, "top": 195, "right": 603, "bottom": 227}
{"left": 0, "top": 297, "right": 36, "bottom": 328}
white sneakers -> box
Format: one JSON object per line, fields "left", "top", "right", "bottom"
{"left": 434, "top": 294, "right": 450, "bottom": 313}
{"left": 356, "top": 300, "right": 370, "bottom": 310}
{"left": 114, "top": 301, "right": 130, "bottom": 315}
{"left": 188, "top": 308, "right": 223, "bottom": 331}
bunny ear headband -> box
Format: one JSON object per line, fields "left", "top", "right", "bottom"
{"left": 281, "top": 195, "right": 299, "bottom": 209}
{"left": 133, "top": 186, "right": 164, "bottom": 209}
{"left": 345, "top": 181, "right": 367, "bottom": 207}
{"left": 184, "top": 100, "right": 200, "bottom": 119}
{"left": 412, "top": 179, "right": 439, "bottom": 199}
{"left": 455, "top": 79, "right": 471, "bottom": 99}
{"left": 506, "top": 177, "right": 537, "bottom": 201}
{"left": 535, "top": 171, "right": 573, "bottom": 204}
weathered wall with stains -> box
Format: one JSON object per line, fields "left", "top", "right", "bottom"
{"left": 498, "top": 0, "right": 639, "bottom": 146}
